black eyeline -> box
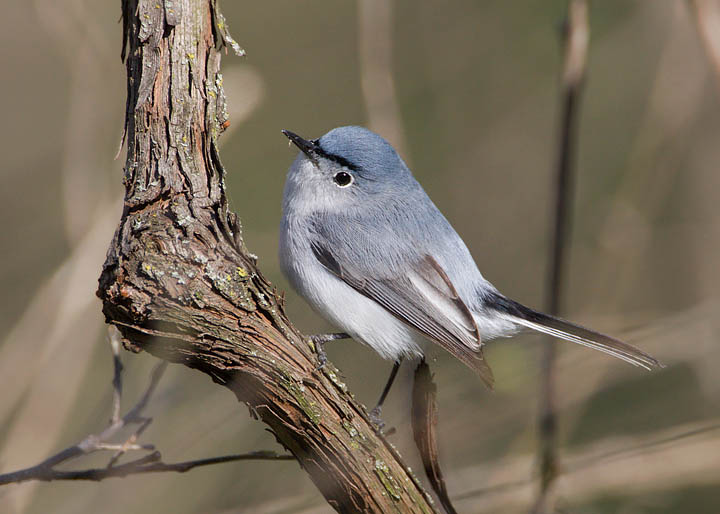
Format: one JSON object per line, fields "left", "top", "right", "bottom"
{"left": 282, "top": 129, "right": 360, "bottom": 172}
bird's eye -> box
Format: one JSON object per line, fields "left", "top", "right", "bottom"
{"left": 333, "top": 171, "right": 353, "bottom": 187}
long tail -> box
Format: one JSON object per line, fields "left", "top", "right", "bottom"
{"left": 485, "top": 293, "right": 663, "bottom": 371}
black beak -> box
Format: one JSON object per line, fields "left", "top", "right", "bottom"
{"left": 282, "top": 129, "right": 319, "bottom": 165}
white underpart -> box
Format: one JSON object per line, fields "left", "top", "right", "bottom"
{"left": 290, "top": 251, "right": 426, "bottom": 361}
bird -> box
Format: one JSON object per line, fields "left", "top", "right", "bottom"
{"left": 279, "top": 126, "right": 661, "bottom": 414}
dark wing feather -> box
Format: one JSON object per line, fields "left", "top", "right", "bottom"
{"left": 311, "top": 242, "right": 494, "bottom": 387}
{"left": 486, "top": 293, "right": 662, "bottom": 370}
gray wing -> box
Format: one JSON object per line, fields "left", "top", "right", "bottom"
{"left": 310, "top": 240, "right": 494, "bottom": 387}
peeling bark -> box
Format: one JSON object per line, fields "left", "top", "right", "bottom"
{"left": 97, "top": 1, "right": 437, "bottom": 512}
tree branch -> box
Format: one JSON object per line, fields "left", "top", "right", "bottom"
{"left": 96, "top": 1, "right": 438, "bottom": 512}
{"left": 534, "top": 1, "right": 589, "bottom": 513}
{"left": 0, "top": 450, "right": 294, "bottom": 485}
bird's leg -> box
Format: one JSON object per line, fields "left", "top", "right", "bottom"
{"left": 369, "top": 360, "right": 402, "bottom": 429}
{"left": 309, "top": 332, "right": 350, "bottom": 369}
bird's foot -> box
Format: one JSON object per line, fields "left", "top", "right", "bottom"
{"left": 369, "top": 405, "right": 386, "bottom": 430}
{"left": 312, "top": 339, "right": 328, "bottom": 371}
{"left": 309, "top": 333, "right": 349, "bottom": 371}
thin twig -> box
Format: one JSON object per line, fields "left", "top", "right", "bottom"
{"left": 118, "top": 360, "right": 168, "bottom": 425}
{"left": 0, "top": 450, "right": 294, "bottom": 485}
{"left": 109, "top": 326, "right": 123, "bottom": 424}
{"left": 534, "top": 2, "right": 589, "bottom": 513}
{"left": 74, "top": 359, "right": 167, "bottom": 457}
{"left": 0, "top": 334, "right": 293, "bottom": 487}
{"left": 107, "top": 416, "right": 153, "bottom": 468}
{"left": 0, "top": 341, "right": 167, "bottom": 486}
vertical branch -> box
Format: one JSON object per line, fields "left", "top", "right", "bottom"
{"left": 534, "top": 1, "right": 589, "bottom": 512}
{"left": 357, "top": 0, "right": 408, "bottom": 156}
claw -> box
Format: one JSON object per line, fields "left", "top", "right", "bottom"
{"left": 308, "top": 333, "right": 349, "bottom": 371}
{"left": 312, "top": 337, "right": 328, "bottom": 371}
{"left": 369, "top": 406, "right": 386, "bottom": 430}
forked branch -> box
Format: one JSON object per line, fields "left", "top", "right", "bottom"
{"left": 0, "top": 329, "right": 292, "bottom": 486}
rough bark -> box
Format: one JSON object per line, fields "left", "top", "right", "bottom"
{"left": 97, "top": 1, "right": 438, "bottom": 512}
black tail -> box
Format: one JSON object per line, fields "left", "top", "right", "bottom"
{"left": 485, "top": 293, "right": 663, "bottom": 371}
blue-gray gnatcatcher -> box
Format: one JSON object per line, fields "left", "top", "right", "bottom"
{"left": 279, "top": 126, "right": 661, "bottom": 390}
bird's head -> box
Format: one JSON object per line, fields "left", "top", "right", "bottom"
{"left": 281, "top": 126, "right": 413, "bottom": 214}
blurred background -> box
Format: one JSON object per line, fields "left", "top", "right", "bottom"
{"left": 1, "top": 1, "right": 719, "bottom": 513}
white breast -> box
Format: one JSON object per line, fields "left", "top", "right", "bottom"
{"left": 279, "top": 216, "right": 425, "bottom": 362}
